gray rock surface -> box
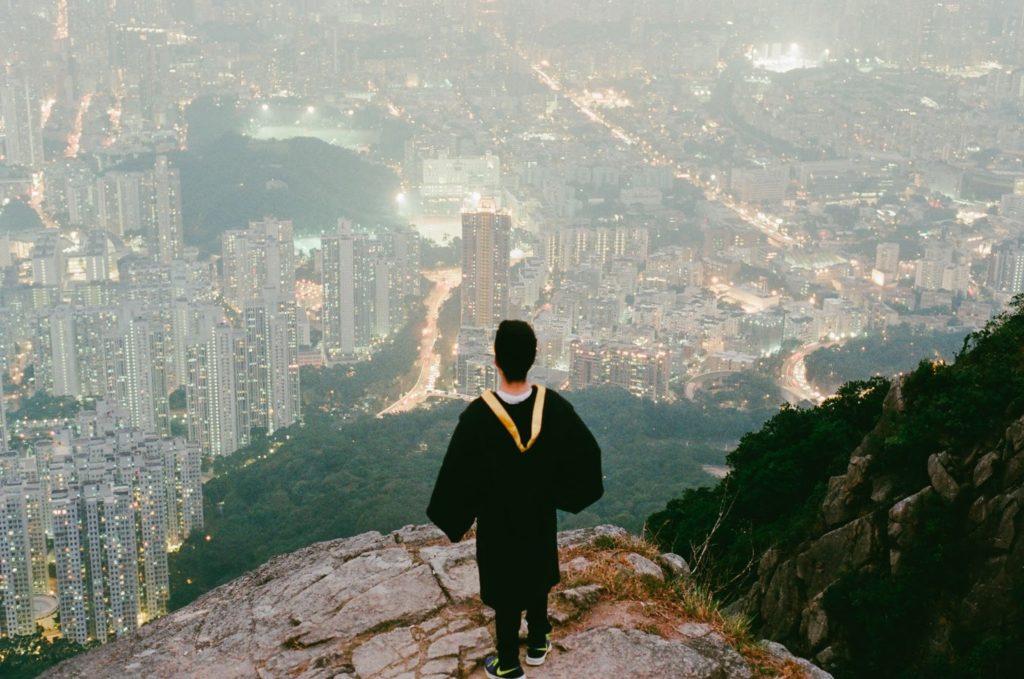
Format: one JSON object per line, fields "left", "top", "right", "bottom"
{"left": 744, "top": 390, "right": 1024, "bottom": 675}
{"left": 43, "top": 524, "right": 828, "bottom": 679}
{"left": 541, "top": 627, "right": 723, "bottom": 678}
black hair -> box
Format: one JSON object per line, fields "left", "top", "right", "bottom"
{"left": 494, "top": 320, "right": 537, "bottom": 382}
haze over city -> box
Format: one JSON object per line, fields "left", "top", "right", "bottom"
{"left": 2, "top": 1, "right": 1024, "bottom": 676}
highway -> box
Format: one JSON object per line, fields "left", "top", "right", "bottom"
{"left": 378, "top": 267, "right": 461, "bottom": 416}
{"left": 779, "top": 342, "right": 837, "bottom": 405}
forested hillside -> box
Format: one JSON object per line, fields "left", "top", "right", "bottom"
{"left": 649, "top": 296, "right": 1024, "bottom": 678}
{"left": 168, "top": 387, "right": 775, "bottom": 610}
{"left": 804, "top": 324, "right": 965, "bottom": 393}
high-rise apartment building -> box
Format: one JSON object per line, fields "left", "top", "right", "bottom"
{"left": 990, "top": 241, "right": 1024, "bottom": 295}
{"left": 26, "top": 402, "right": 205, "bottom": 644}
{"left": 1, "top": 76, "right": 44, "bottom": 169}
{"left": 93, "top": 156, "right": 184, "bottom": 264}
{"left": 103, "top": 311, "right": 172, "bottom": 436}
{"left": 321, "top": 220, "right": 356, "bottom": 359}
{"left": 461, "top": 200, "right": 511, "bottom": 330}
{"left": 51, "top": 483, "right": 140, "bottom": 644}
{"left": 874, "top": 243, "right": 900, "bottom": 274}
{"left": 153, "top": 156, "right": 184, "bottom": 264}
{"left": 186, "top": 321, "right": 247, "bottom": 457}
{"left": 569, "top": 341, "right": 671, "bottom": 401}
{"left": 221, "top": 219, "right": 295, "bottom": 310}
{"left": 321, "top": 220, "right": 420, "bottom": 361}
{"left": 185, "top": 296, "right": 298, "bottom": 457}
{"left": 96, "top": 170, "right": 147, "bottom": 237}
{"left": 243, "top": 298, "right": 300, "bottom": 434}
{"left": 0, "top": 481, "right": 39, "bottom": 636}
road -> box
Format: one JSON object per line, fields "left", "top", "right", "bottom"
{"left": 525, "top": 60, "right": 798, "bottom": 248}
{"left": 780, "top": 342, "right": 837, "bottom": 405}
{"left": 378, "top": 267, "right": 461, "bottom": 416}
{"left": 683, "top": 370, "right": 742, "bottom": 401}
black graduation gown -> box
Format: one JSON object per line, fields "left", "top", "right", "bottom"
{"left": 427, "top": 387, "right": 603, "bottom": 610}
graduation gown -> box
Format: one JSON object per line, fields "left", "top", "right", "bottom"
{"left": 427, "top": 386, "right": 603, "bottom": 610}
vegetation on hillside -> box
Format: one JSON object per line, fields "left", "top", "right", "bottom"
{"left": 107, "top": 133, "right": 400, "bottom": 253}
{"left": 173, "top": 133, "right": 400, "bottom": 251}
{"left": 648, "top": 296, "right": 1024, "bottom": 678}
{"left": 0, "top": 629, "right": 95, "bottom": 679}
{"left": 804, "top": 324, "right": 966, "bottom": 393}
{"left": 647, "top": 377, "right": 890, "bottom": 588}
{"left": 168, "top": 387, "right": 775, "bottom": 610}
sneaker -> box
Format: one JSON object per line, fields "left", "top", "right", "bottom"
{"left": 525, "top": 633, "right": 551, "bottom": 666}
{"left": 484, "top": 654, "right": 525, "bottom": 678}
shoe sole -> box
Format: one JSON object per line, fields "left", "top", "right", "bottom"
{"left": 525, "top": 652, "right": 548, "bottom": 666}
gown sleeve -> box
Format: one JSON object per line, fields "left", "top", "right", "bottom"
{"left": 554, "top": 400, "right": 604, "bottom": 514}
{"left": 427, "top": 414, "right": 480, "bottom": 542}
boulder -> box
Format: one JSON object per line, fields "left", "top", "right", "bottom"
{"left": 973, "top": 451, "right": 1000, "bottom": 488}
{"left": 677, "top": 622, "right": 753, "bottom": 679}
{"left": 623, "top": 552, "right": 665, "bottom": 581}
{"left": 556, "top": 524, "right": 627, "bottom": 548}
{"left": 557, "top": 584, "right": 605, "bottom": 609}
{"left": 656, "top": 552, "right": 692, "bottom": 579}
{"left": 762, "top": 640, "right": 834, "bottom": 679}
{"left": 928, "top": 453, "right": 961, "bottom": 503}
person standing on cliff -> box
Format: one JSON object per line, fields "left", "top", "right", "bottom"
{"left": 427, "top": 320, "right": 604, "bottom": 678}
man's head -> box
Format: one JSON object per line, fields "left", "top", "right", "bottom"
{"left": 494, "top": 320, "right": 537, "bottom": 383}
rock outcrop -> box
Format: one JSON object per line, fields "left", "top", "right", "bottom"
{"left": 43, "top": 525, "right": 827, "bottom": 678}
{"left": 744, "top": 377, "right": 1024, "bottom": 670}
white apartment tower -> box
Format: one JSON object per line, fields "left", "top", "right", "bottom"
{"left": 52, "top": 484, "right": 140, "bottom": 645}
{"left": 0, "top": 482, "right": 36, "bottom": 636}
{"left": 186, "top": 322, "right": 247, "bottom": 457}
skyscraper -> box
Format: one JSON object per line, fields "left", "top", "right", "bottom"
{"left": 460, "top": 200, "right": 511, "bottom": 330}
{"left": 242, "top": 297, "right": 300, "bottom": 434}
{"left": 1, "top": 76, "right": 44, "bottom": 170}
{"left": 320, "top": 219, "right": 356, "bottom": 359}
{"left": 51, "top": 484, "right": 140, "bottom": 644}
{"left": 0, "top": 482, "right": 37, "bottom": 637}
{"left": 104, "top": 311, "right": 172, "bottom": 436}
{"left": 40, "top": 401, "right": 203, "bottom": 642}
{"left": 321, "top": 221, "right": 419, "bottom": 361}
{"left": 153, "top": 156, "right": 184, "bottom": 264}
{"left": 221, "top": 219, "right": 295, "bottom": 310}
{"left": 186, "top": 321, "right": 247, "bottom": 457}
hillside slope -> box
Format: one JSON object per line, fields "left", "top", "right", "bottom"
{"left": 43, "top": 526, "right": 828, "bottom": 679}
{"left": 649, "top": 296, "right": 1024, "bottom": 677}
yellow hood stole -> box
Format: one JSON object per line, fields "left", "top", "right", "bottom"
{"left": 481, "top": 386, "right": 547, "bottom": 453}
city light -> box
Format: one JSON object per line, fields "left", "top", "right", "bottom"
{"left": 1, "top": 0, "right": 1021, "bottom": 664}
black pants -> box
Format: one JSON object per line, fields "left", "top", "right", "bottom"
{"left": 494, "top": 590, "right": 553, "bottom": 669}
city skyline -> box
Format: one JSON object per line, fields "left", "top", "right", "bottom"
{"left": 2, "top": 0, "right": 1024, "bottom": 654}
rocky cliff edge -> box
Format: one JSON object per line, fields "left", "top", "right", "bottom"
{"left": 43, "top": 524, "right": 829, "bottom": 678}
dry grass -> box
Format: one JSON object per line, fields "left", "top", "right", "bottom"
{"left": 555, "top": 534, "right": 808, "bottom": 678}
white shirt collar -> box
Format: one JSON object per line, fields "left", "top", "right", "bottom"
{"left": 496, "top": 385, "right": 533, "bottom": 404}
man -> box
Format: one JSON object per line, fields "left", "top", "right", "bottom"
{"left": 427, "top": 320, "right": 603, "bottom": 678}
